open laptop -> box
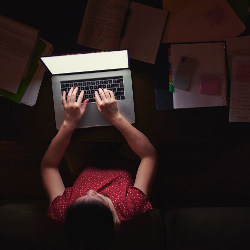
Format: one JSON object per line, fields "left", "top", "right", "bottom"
{"left": 41, "top": 50, "right": 135, "bottom": 129}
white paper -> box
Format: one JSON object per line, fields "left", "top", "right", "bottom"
{"left": 229, "top": 56, "right": 250, "bottom": 122}
{"left": 21, "top": 63, "right": 46, "bottom": 106}
{"left": 21, "top": 39, "right": 53, "bottom": 106}
{"left": 226, "top": 36, "right": 250, "bottom": 70}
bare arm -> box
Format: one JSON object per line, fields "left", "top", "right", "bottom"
{"left": 95, "top": 89, "right": 158, "bottom": 197}
{"left": 111, "top": 115, "right": 158, "bottom": 197}
{"left": 41, "top": 87, "right": 89, "bottom": 202}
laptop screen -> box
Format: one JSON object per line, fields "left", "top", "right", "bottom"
{"left": 41, "top": 50, "right": 129, "bottom": 75}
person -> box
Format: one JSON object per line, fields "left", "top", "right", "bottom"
{"left": 40, "top": 87, "right": 158, "bottom": 249}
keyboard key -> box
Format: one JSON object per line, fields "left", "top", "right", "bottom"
{"left": 114, "top": 92, "right": 123, "bottom": 96}
{"left": 60, "top": 75, "right": 125, "bottom": 102}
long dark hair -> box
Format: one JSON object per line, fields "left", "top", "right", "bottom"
{"left": 64, "top": 199, "right": 115, "bottom": 250}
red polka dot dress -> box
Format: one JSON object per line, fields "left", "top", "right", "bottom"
{"left": 48, "top": 167, "right": 153, "bottom": 223}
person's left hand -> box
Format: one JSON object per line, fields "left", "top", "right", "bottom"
{"left": 62, "top": 87, "right": 89, "bottom": 129}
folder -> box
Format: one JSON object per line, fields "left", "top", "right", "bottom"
{"left": 161, "top": 0, "right": 245, "bottom": 43}
{"left": 169, "top": 42, "right": 228, "bottom": 109}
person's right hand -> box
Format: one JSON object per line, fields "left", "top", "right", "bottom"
{"left": 94, "top": 88, "right": 121, "bottom": 123}
{"left": 62, "top": 87, "right": 89, "bottom": 129}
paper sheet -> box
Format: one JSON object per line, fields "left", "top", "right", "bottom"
{"left": 226, "top": 36, "right": 250, "bottom": 70}
{"left": 162, "top": 0, "right": 245, "bottom": 43}
{"left": 21, "top": 39, "right": 53, "bottom": 106}
{"left": 119, "top": 2, "right": 168, "bottom": 64}
{"left": 77, "top": 0, "right": 129, "bottom": 50}
{"left": 229, "top": 56, "right": 250, "bottom": 122}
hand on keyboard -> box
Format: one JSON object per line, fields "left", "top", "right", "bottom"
{"left": 62, "top": 87, "right": 89, "bottom": 128}
{"left": 95, "top": 88, "right": 121, "bottom": 122}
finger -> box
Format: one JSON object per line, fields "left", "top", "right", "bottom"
{"left": 62, "top": 91, "right": 66, "bottom": 105}
{"left": 95, "top": 90, "right": 102, "bottom": 104}
{"left": 77, "top": 90, "right": 84, "bottom": 105}
{"left": 109, "top": 90, "right": 115, "bottom": 100}
{"left": 98, "top": 88, "right": 106, "bottom": 101}
{"left": 103, "top": 88, "right": 111, "bottom": 99}
{"left": 71, "top": 87, "right": 78, "bottom": 102}
{"left": 81, "top": 98, "right": 89, "bottom": 112}
{"left": 67, "top": 87, "right": 74, "bottom": 103}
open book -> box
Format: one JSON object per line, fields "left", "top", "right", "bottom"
{"left": 77, "top": 0, "right": 168, "bottom": 64}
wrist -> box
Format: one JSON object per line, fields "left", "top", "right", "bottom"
{"left": 109, "top": 113, "right": 123, "bottom": 125}
{"left": 62, "top": 120, "right": 77, "bottom": 132}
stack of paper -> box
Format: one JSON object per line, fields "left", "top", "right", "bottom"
{"left": 0, "top": 15, "right": 53, "bottom": 106}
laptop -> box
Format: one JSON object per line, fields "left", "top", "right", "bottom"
{"left": 41, "top": 50, "right": 135, "bottom": 129}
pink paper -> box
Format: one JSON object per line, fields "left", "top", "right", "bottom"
{"left": 236, "top": 62, "right": 250, "bottom": 82}
{"left": 205, "top": 4, "right": 227, "bottom": 26}
{"left": 199, "top": 75, "right": 222, "bottom": 95}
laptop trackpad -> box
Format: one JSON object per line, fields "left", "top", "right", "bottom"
{"left": 78, "top": 99, "right": 135, "bottom": 128}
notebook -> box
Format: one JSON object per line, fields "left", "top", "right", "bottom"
{"left": 41, "top": 50, "right": 135, "bottom": 129}
{"left": 170, "top": 42, "right": 228, "bottom": 109}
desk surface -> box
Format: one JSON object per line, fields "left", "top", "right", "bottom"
{"left": 0, "top": 59, "right": 239, "bottom": 144}
{"left": 0, "top": 0, "right": 249, "bottom": 144}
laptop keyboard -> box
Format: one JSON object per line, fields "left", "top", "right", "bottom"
{"left": 60, "top": 76, "right": 125, "bottom": 103}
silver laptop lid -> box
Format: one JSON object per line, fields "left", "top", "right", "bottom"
{"left": 41, "top": 50, "right": 129, "bottom": 75}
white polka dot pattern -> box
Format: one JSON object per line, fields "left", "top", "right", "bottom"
{"left": 47, "top": 167, "right": 152, "bottom": 222}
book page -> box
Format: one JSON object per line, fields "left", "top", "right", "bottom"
{"left": 77, "top": 0, "right": 129, "bottom": 51}
{"left": 229, "top": 56, "right": 250, "bottom": 122}
{"left": 226, "top": 36, "right": 250, "bottom": 70}
{"left": 21, "top": 39, "right": 53, "bottom": 106}
{"left": 0, "top": 15, "right": 39, "bottom": 93}
{"left": 119, "top": 2, "right": 168, "bottom": 64}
